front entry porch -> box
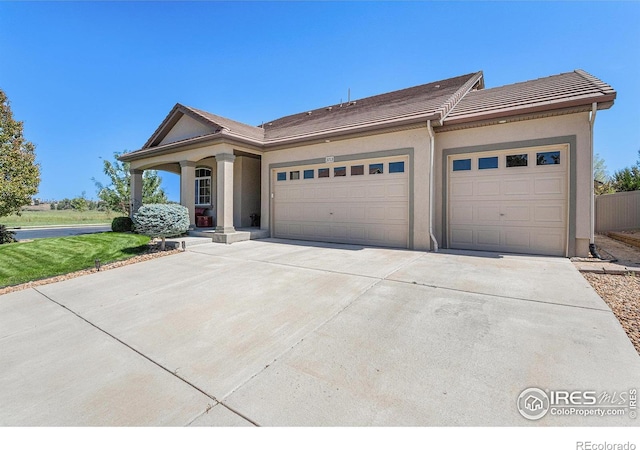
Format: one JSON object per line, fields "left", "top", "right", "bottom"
{"left": 188, "top": 226, "right": 270, "bottom": 244}
{"left": 129, "top": 149, "right": 262, "bottom": 244}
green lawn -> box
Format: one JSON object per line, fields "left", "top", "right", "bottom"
{"left": 0, "top": 232, "right": 150, "bottom": 287}
{"left": 1, "top": 209, "right": 116, "bottom": 227}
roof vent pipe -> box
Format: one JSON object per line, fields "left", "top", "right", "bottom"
{"left": 427, "top": 120, "right": 439, "bottom": 252}
{"left": 588, "top": 102, "right": 602, "bottom": 259}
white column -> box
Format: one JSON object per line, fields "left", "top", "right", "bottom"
{"left": 130, "top": 169, "right": 143, "bottom": 217}
{"left": 215, "top": 153, "right": 236, "bottom": 233}
{"left": 180, "top": 160, "right": 196, "bottom": 227}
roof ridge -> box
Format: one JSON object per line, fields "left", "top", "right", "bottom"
{"left": 184, "top": 105, "right": 264, "bottom": 132}
{"left": 435, "top": 71, "right": 484, "bottom": 123}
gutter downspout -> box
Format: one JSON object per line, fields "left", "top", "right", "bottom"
{"left": 588, "top": 102, "right": 602, "bottom": 259}
{"left": 427, "top": 120, "right": 439, "bottom": 252}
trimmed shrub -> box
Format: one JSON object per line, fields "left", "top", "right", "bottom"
{"left": 0, "top": 225, "right": 16, "bottom": 244}
{"left": 111, "top": 216, "right": 133, "bottom": 232}
{"left": 133, "top": 204, "right": 190, "bottom": 250}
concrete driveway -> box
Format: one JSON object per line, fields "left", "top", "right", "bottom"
{"left": 1, "top": 239, "right": 638, "bottom": 426}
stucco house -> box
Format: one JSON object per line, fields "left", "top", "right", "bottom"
{"left": 119, "top": 69, "right": 616, "bottom": 257}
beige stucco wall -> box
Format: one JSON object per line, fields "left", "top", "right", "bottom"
{"left": 434, "top": 112, "right": 592, "bottom": 256}
{"left": 260, "top": 127, "right": 433, "bottom": 250}
{"left": 159, "top": 115, "right": 213, "bottom": 146}
{"left": 234, "top": 156, "right": 261, "bottom": 227}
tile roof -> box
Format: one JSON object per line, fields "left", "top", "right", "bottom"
{"left": 182, "top": 106, "right": 265, "bottom": 142}
{"left": 261, "top": 72, "right": 483, "bottom": 141}
{"left": 444, "top": 69, "right": 616, "bottom": 126}
{"left": 121, "top": 69, "right": 615, "bottom": 162}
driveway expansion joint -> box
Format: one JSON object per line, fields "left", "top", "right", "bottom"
{"left": 30, "top": 287, "right": 229, "bottom": 418}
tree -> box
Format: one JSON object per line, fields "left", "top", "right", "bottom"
{"left": 0, "top": 89, "right": 40, "bottom": 218}
{"left": 593, "top": 153, "right": 609, "bottom": 184}
{"left": 593, "top": 153, "right": 614, "bottom": 195}
{"left": 70, "top": 191, "right": 88, "bottom": 212}
{"left": 610, "top": 150, "right": 640, "bottom": 193}
{"left": 93, "top": 151, "right": 167, "bottom": 215}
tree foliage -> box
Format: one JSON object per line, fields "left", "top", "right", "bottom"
{"left": 132, "top": 204, "right": 189, "bottom": 250}
{"left": 93, "top": 151, "right": 167, "bottom": 214}
{"left": 610, "top": 150, "right": 640, "bottom": 193}
{"left": 0, "top": 89, "right": 40, "bottom": 218}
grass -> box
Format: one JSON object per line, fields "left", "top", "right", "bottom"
{"left": 1, "top": 209, "right": 117, "bottom": 227}
{"left": 0, "top": 232, "right": 150, "bottom": 287}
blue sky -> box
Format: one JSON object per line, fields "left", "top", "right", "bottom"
{"left": 1, "top": 1, "right": 638, "bottom": 202}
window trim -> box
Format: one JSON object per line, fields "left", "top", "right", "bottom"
{"left": 195, "top": 167, "right": 212, "bottom": 206}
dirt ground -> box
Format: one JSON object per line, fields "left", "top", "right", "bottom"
{"left": 577, "top": 233, "right": 640, "bottom": 355}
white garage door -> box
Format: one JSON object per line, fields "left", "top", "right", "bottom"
{"left": 448, "top": 146, "right": 568, "bottom": 256}
{"left": 273, "top": 156, "right": 409, "bottom": 248}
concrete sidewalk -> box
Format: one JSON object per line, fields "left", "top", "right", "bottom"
{"left": 1, "top": 240, "right": 638, "bottom": 426}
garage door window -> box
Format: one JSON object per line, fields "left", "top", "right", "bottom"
{"left": 537, "top": 151, "right": 560, "bottom": 165}
{"left": 304, "top": 169, "right": 314, "bottom": 179}
{"left": 334, "top": 167, "right": 346, "bottom": 177}
{"left": 452, "top": 159, "right": 471, "bottom": 171}
{"left": 277, "top": 172, "right": 286, "bottom": 181}
{"left": 369, "top": 163, "right": 384, "bottom": 174}
{"left": 478, "top": 157, "right": 498, "bottom": 170}
{"left": 318, "top": 168, "right": 329, "bottom": 178}
{"left": 389, "top": 161, "right": 405, "bottom": 173}
{"left": 290, "top": 171, "right": 300, "bottom": 180}
{"left": 351, "top": 165, "right": 364, "bottom": 176}
{"left": 506, "top": 154, "right": 528, "bottom": 167}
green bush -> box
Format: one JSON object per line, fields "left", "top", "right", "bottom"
{"left": 0, "top": 225, "right": 17, "bottom": 244}
{"left": 132, "top": 204, "right": 189, "bottom": 250}
{"left": 111, "top": 216, "right": 133, "bottom": 232}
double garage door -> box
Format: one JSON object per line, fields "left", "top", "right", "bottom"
{"left": 273, "top": 156, "right": 409, "bottom": 248}
{"left": 448, "top": 146, "right": 569, "bottom": 256}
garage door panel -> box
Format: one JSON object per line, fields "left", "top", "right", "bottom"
{"left": 476, "top": 180, "right": 501, "bottom": 196}
{"left": 451, "top": 180, "right": 474, "bottom": 197}
{"left": 367, "top": 185, "right": 386, "bottom": 198}
{"left": 349, "top": 186, "right": 367, "bottom": 198}
{"left": 349, "top": 207, "right": 366, "bottom": 221}
{"left": 504, "top": 230, "right": 532, "bottom": 248}
{"left": 448, "top": 147, "right": 567, "bottom": 256}
{"left": 533, "top": 230, "right": 565, "bottom": 255}
{"left": 502, "top": 205, "right": 531, "bottom": 222}
{"left": 534, "top": 205, "right": 565, "bottom": 223}
{"left": 477, "top": 229, "right": 501, "bottom": 246}
{"left": 476, "top": 205, "right": 500, "bottom": 222}
{"left": 274, "top": 157, "right": 409, "bottom": 248}
{"left": 534, "top": 177, "right": 564, "bottom": 195}
{"left": 387, "top": 205, "right": 408, "bottom": 222}
{"left": 450, "top": 228, "right": 474, "bottom": 246}
{"left": 451, "top": 205, "right": 474, "bottom": 223}
{"left": 502, "top": 179, "right": 530, "bottom": 196}
{"left": 386, "top": 182, "right": 408, "bottom": 197}
{"left": 303, "top": 187, "right": 315, "bottom": 199}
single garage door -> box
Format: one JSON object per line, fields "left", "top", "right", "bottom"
{"left": 448, "top": 146, "right": 568, "bottom": 256}
{"left": 273, "top": 156, "right": 409, "bottom": 248}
